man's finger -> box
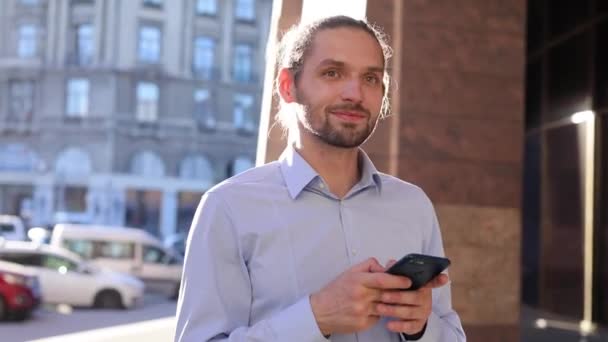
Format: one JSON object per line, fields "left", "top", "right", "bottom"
{"left": 350, "top": 257, "right": 384, "bottom": 273}
{"left": 421, "top": 273, "right": 450, "bottom": 289}
{"left": 385, "top": 259, "right": 397, "bottom": 269}
{"left": 360, "top": 273, "right": 412, "bottom": 290}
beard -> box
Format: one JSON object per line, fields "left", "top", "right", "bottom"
{"left": 295, "top": 93, "right": 379, "bottom": 149}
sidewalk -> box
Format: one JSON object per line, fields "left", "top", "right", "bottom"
{"left": 521, "top": 305, "right": 608, "bottom": 341}
{"left": 30, "top": 317, "right": 176, "bottom": 342}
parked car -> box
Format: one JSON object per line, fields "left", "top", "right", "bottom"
{"left": 0, "top": 215, "right": 26, "bottom": 241}
{"left": 0, "top": 241, "right": 144, "bottom": 309}
{"left": 50, "top": 224, "right": 183, "bottom": 299}
{"left": 0, "top": 260, "right": 41, "bottom": 320}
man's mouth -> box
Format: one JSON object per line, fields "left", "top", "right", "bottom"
{"left": 330, "top": 110, "right": 367, "bottom": 122}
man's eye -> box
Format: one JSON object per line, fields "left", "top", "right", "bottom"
{"left": 324, "top": 70, "right": 339, "bottom": 78}
{"left": 365, "top": 75, "right": 380, "bottom": 84}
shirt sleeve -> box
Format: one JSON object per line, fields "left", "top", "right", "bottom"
{"left": 405, "top": 193, "right": 467, "bottom": 342}
{"left": 174, "top": 191, "right": 329, "bottom": 342}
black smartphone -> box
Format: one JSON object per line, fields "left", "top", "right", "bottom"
{"left": 386, "top": 253, "right": 451, "bottom": 290}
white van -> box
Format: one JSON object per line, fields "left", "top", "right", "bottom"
{"left": 0, "top": 215, "right": 27, "bottom": 241}
{"left": 50, "top": 224, "right": 183, "bottom": 299}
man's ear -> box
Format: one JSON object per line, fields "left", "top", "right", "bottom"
{"left": 278, "top": 68, "right": 296, "bottom": 103}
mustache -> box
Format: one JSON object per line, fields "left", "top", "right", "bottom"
{"left": 326, "top": 103, "right": 371, "bottom": 117}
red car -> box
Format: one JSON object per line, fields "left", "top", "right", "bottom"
{"left": 0, "top": 260, "right": 41, "bottom": 320}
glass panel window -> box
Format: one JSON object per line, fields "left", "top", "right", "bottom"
{"left": 143, "top": 245, "right": 166, "bottom": 263}
{"left": 233, "top": 93, "right": 254, "bottom": 130}
{"left": 18, "top": 24, "right": 37, "bottom": 58}
{"left": 230, "top": 156, "right": 254, "bottom": 176}
{"left": 235, "top": 0, "right": 255, "bottom": 21}
{"left": 9, "top": 80, "right": 34, "bottom": 121}
{"left": 63, "top": 239, "right": 95, "bottom": 259}
{"left": 0, "top": 253, "right": 42, "bottom": 266}
{"left": 194, "top": 89, "right": 215, "bottom": 128}
{"left": 233, "top": 43, "right": 253, "bottom": 82}
{"left": 193, "top": 37, "right": 215, "bottom": 79}
{"left": 98, "top": 241, "right": 135, "bottom": 259}
{"left": 136, "top": 82, "right": 159, "bottom": 122}
{"left": 66, "top": 78, "right": 90, "bottom": 117}
{"left": 42, "top": 255, "right": 79, "bottom": 273}
{"left": 179, "top": 155, "right": 213, "bottom": 180}
{"left": 138, "top": 25, "right": 161, "bottom": 63}
{"left": 130, "top": 151, "right": 165, "bottom": 177}
{"left": 196, "top": 0, "right": 217, "bottom": 16}
{"left": 75, "top": 24, "right": 94, "bottom": 65}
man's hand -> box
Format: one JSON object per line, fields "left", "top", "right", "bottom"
{"left": 310, "top": 258, "right": 412, "bottom": 336}
{"left": 376, "top": 260, "right": 450, "bottom": 335}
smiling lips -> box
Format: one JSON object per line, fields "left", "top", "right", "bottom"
{"left": 330, "top": 110, "right": 367, "bottom": 122}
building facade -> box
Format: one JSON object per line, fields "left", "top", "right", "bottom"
{"left": 0, "top": 0, "right": 272, "bottom": 237}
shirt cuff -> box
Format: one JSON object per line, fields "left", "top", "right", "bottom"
{"left": 400, "top": 311, "right": 442, "bottom": 341}
{"left": 269, "top": 296, "right": 330, "bottom": 342}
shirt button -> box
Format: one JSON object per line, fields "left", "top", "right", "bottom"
{"left": 351, "top": 249, "right": 357, "bottom": 256}
{"left": 319, "top": 183, "right": 325, "bottom": 189}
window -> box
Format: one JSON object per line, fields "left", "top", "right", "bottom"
{"left": 179, "top": 155, "right": 213, "bottom": 180}
{"left": 63, "top": 239, "right": 95, "bottom": 259}
{"left": 235, "top": 0, "right": 255, "bottom": 21}
{"left": 193, "top": 37, "right": 216, "bottom": 79}
{"left": 143, "top": 245, "right": 167, "bottom": 264}
{"left": 9, "top": 80, "right": 34, "bottom": 121}
{"left": 233, "top": 93, "right": 254, "bottom": 130}
{"left": 229, "top": 156, "right": 254, "bottom": 177}
{"left": 138, "top": 25, "right": 161, "bottom": 63}
{"left": 233, "top": 43, "right": 253, "bottom": 82}
{"left": 0, "top": 144, "right": 39, "bottom": 172}
{"left": 42, "top": 255, "right": 78, "bottom": 273}
{"left": 75, "top": 24, "right": 94, "bottom": 65}
{"left": 66, "top": 78, "right": 89, "bottom": 117}
{"left": 136, "top": 82, "right": 159, "bottom": 122}
{"left": 194, "top": 89, "right": 215, "bottom": 128}
{"left": 55, "top": 147, "right": 92, "bottom": 176}
{"left": 0, "top": 253, "right": 42, "bottom": 266}
{"left": 0, "top": 224, "right": 16, "bottom": 233}
{"left": 130, "top": 151, "right": 165, "bottom": 177}
{"left": 20, "top": 0, "right": 40, "bottom": 5}
{"left": 18, "top": 24, "right": 37, "bottom": 58}
{"left": 142, "top": 0, "right": 162, "bottom": 8}
{"left": 196, "top": 0, "right": 217, "bottom": 16}
{"left": 98, "top": 241, "right": 134, "bottom": 259}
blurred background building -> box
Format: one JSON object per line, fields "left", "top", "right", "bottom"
{"left": 0, "top": 0, "right": 272, "bottom": 237}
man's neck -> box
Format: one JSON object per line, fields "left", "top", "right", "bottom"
{"left": 293, "top": 136, "right": 361, "bottom": 199}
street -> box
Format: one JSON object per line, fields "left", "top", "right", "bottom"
{"left": 0, "top": 293, "right": 176, "bottom": 342}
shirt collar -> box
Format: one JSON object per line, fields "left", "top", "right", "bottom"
{"left": 279, "top": 144, "right": 382, "bottom": 199}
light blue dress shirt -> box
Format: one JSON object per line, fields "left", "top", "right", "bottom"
{"left": 175, "top": 146, "right": 466, "bottom": 341}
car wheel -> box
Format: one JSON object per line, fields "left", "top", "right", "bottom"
{"left": 0, "top": 296, "right": 6, "bottom": 320}
{"left": 94, "top": 290, "right": 123, "bottom": 309}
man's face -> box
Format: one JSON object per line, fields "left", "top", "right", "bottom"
{"left": 291, "top": 28, "right": 385, "bottom": 148}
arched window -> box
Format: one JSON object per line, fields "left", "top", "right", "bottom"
{"left": 0, "top": 143, "right": 41, "bottom": 172}
{"left": 179, "top": 155, "right": 214, "bottom": 181}
{"left": 228, "top": 156, "right": 254, "bottom": 177}
{"left": 55, "top": 147, "right": 92, "bottom": 176}
{"left": 130, "top": 151, "right": 165, "bottom": 178}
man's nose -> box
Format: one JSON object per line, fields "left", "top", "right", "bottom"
{"left": 341, "top": 79, "right": 364, "bottom": 103}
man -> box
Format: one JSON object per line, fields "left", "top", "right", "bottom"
{"left": 175, "top": 16, "right": 466, "bottom": 341}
